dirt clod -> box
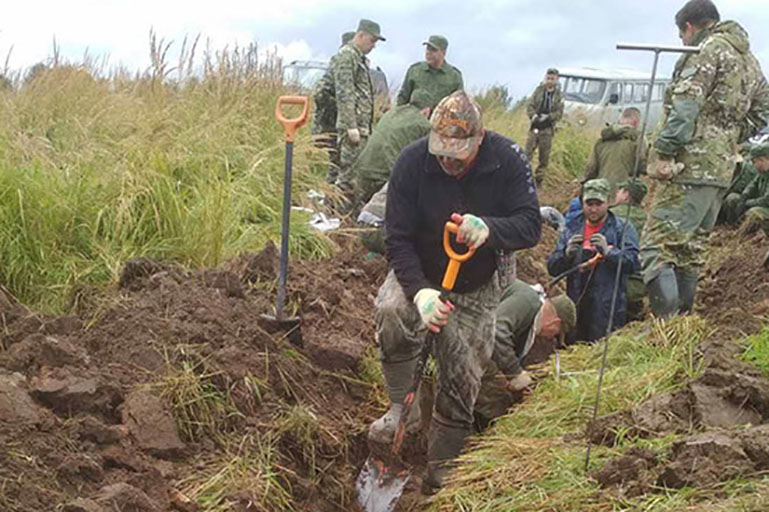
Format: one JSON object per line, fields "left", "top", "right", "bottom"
{"left": 57, "top": 454, "right": 105, "bottom": 485}
{"left": 29, "top": 368, "right": 123, "bottom": 419}
{"left": 593, "top": 447, "right": 658, "bottom": 497}
{"left": 62, "top": 498, "right": 106, "bottom": 512}
{"left": 96, "top": 482, "right": 159, "bottom": 512}
{"left": 121, "top": 390, "right": 186, "bottom": 459}
{"left": 4, "top": 334, "right": 89, "bottom": 372}
{"left": 0, "top": 371, "right": 42, "bottom": 426}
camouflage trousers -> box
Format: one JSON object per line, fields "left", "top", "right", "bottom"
{"left": 335, "top": 132, "right": 368, "bottom": 201}
{"left": 524, "top": 127, "right": 554, "bottom": 179}
{"left": 375, "top": 270, "right": 499, "bottom": 474}
{"left": 640, "top": 182, "right": 724, "bottom": 283}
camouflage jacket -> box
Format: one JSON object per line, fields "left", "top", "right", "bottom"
{"left": 741, "top": 172, "right": 769, "bottom": 209}
{"left": 312, "top": 55, "right": 340, "bottom": 135}
{"left": 333, "top": 42, "right": 374, "bottom": 134}
{"left": 585, "top": 124, "right": 647, "bottom": 193}
{"left": 654, "top": 21, "right": 769, "bottom": 188}
{"left": 526, "top": 83, "right": 564, "bottom": 126}
{"left": 396, "top": 61, "right": 463, "bottom": 107}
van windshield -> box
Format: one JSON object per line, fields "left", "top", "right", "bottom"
{"left": 283, "top": 63, "right": 327, "bottom": 89}
{"left": 560, "top": 76, "right": 607, "bottom": 104}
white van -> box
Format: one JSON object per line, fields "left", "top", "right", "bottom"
{"left": 558, "top": 67, "right": 670, "bottom": 133}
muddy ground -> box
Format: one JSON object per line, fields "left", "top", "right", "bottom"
{"left": 2, "top": 173, "right": 769, "bottom": 511}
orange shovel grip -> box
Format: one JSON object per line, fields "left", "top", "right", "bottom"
{"left": 275, "top": 95, "right": 309, "bottom": 142}
{"left": 441, "top": 222, "right": 477, "bottom": 291}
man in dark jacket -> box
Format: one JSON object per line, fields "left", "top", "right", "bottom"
{"left": 548, "top": 179, "right": 640, "bottom": 342}
{"left": 584, "top": 107, "right": 647, "bottom": 194}
{"left": 373, "top": 90, "right": 540, "bottom": 493}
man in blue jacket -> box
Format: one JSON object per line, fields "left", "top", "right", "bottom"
{"left": 373, "top": 90, "right": 541, "bottom": 493}
{"left": 547, "top": 179, "right": 639, "bottom": 342}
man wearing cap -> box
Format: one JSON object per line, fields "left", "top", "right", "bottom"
{"left": 584, "top": 107, "right": 647, "bottom": 194}
{"left": 396, "top": 35, "right": 463, "bottom": 108}
{"left": 548, "top": 179, "right": 639, "bottom": 342}
{"left": 720, "top": 142, "right": 769, "bottom": 231}
{"left": 474, "top": 282, "right": 576, "bottom": 427}
{"left": 312, "top": 31, "right": 357, "bottom": 184}
{"left": 641, "top": 0, "right": 769, "bottom": 319}
{"left": 610, "top": 179, "right": 649, "bottom": 321}
{"left": 525, "top": 68, "right": 564, "bottom": 186}
{"left": 332, "top": 19, "right": 385, "bottom": 206}
{"left": 372, "top": 90, "right": 540, "bottom": 493}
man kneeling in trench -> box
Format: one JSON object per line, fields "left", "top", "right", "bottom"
{"left": 474, "top": 280, "right": 576, "bottom": 428}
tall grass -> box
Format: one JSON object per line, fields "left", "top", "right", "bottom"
{"left": 0, "top": 36, "right": 331, "bottom": 312}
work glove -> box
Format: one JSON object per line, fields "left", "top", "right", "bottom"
{"left": 347, "top": 128, "right": 361, "bottom": 145}
{"left": 565, "top": 234, "right": 584, "bottom": 258}
{"left": 413, "top": 288, "right": 454, "bottom": 333}
{"left": 744, "top": 198, "right": 759, "bottom": 209}
{"left": 450, "top": 213, "right": 490, "bottom": 249}
{"left": 589, "top": 233, "right": 609, "bottom": 256}
{"left": 649, "top": 158, "right": 685, "bottom": 180}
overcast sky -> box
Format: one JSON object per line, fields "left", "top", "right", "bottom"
{"left": 2, "top": 0, "right": 768, "bottom": 99}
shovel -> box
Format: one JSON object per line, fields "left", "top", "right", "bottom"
{"left": 259, "top": 95, "right": 309, "bottom": 347}
{"left": 356, "top": 221, "right": 476, "bottom": 512}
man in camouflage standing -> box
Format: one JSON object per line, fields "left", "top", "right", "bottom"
{"left": 525, "top": 68, "right": 564, "bottom": 186}
{"left": 312, "top": 31, "right": 355, "bottom": 184}
{"left": 396, "top": 35, "right": 463, "bottom": 107}
{"left": 641, "top": 0, "right": 769, "bottom": 318}
{"left": 333, "top": 19, "right": 385, "bottom": 207}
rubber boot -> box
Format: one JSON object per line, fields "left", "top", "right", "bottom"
{"left": 368, "top": 359, "right": 421, "bottom": 444}
{"left": 646, "top": 266, "right": 679, "bottom": 319}
{"left": 423, "top": 416, "right": 471, "bottom": 495}
{"left": 676, "top": 271, "right": 698, "bottom": 314}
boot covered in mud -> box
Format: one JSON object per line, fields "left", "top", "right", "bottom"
{"left": 647, "top": 266, "right": 679, "bottom": 319}
{"left": 676, "top": 270, "right": 698, "bottom": 314}
{"left": 422, "top": 415, "right": 471, "bottom": 495}
{"left": 368, "top": 359, "right": 421, "bottom": 444}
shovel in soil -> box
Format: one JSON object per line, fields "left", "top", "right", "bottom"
{"left": 356, "top": 221, "right": 475, "bottom": 512}
{"left": 259, "top": 96, "right": 310, "bottom": 347}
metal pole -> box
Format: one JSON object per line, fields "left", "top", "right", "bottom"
{"left": 275, "top": 140, "right": 294, "bottom": 321}
{"left": 583, "top": 42, "right": 701, "bottom": 473}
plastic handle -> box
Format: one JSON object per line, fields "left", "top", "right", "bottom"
{"left": 275, "top": 96, "right": 309, "bottom": 142}
{"left": 441, "top": 222, "right": 477, "bottom": 291}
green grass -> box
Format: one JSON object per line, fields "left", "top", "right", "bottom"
{"left": 0, "top": 47, "right": 333, "bottom": 313}
{"left": 429, "top": 315, "right": 715, "bottom": 512}
{"left": 741, "top": 327, "right": 769, "bottom": 376}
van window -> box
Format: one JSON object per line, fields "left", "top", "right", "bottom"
{"left": 633, "top": 83, "right": 649, "bottom": 103}
{"left": 653, "top": 83, "right": 666, "bottom": 101}
{"left": 561, "top": 76, "right": 607, "bottom": 104}
{"left": 623, "top": 83, "right": 634, "bottom": 103}
{"left": 608, "top": 82, "right": 622, "bottom": 103}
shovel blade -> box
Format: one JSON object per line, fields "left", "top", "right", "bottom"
{"left": 355, "top": 455, "right": 410, "bottom": 512}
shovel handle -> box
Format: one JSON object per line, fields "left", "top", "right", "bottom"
{"left": 275, "top": 95, "right": 309, "bottom": 143}
{"left": 442, "top": 222, "right": 476, "bottom": 291}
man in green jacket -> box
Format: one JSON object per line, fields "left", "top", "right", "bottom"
{"left": 474, "top": 280, "right": 576, "bottom": 425}
{"left": 584, "top": 107, "right": 647, "bottom": 194}
{"left": 525, "top": 68, "right": 564, "bottom": 186}
{"left": 332, "top": 19, "right": 385, "bottom": 207}
{"left": 641, "top": 0, "right": 769, "bottom": 319}
{"left": 396, "top": 35, "right": 463, "bottom": 108}
{"left": 611, "top": 179, "right": 649, "bottom": 321}
{"left": 720, "top": 142, "right": 769, "bottom": 231}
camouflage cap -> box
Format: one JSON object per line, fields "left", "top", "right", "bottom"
{"left": 409, "top": 89, "right": 437, "bottom": 110}
{"left": 583, "top": 178, "right": 610, "bottom": 203}
{"left": 549, "top": 294, "right": 576, "bottom": 334}
{"left": 341, "top": 31, "right": 355, "bottom": 46}
{"left": 428, "top": 90, "right": 484, "bottom": 159}
{"left": 750, "top": 142, "right": 769, "bottom": 160}
{"left": 423, "top": 35, "right": 448, "bottom": 51}
{"left": 357, "top": 19, "right": 385, "bottom": 41}
{"left": 618, "top": 178, "right": 648, "bottom": 204}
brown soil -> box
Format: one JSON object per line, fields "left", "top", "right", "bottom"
{"left": 0, "top": 236, "right": 387, "bottom": 512}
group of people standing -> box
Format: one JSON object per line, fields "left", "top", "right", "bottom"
{"left": 311, "top": 0, "right": 769, "bottom": 497}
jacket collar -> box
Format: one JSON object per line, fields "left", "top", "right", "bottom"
{"left": 566, "top": 209, "right": 618, "bottom": 232}
{"left": 423, "top": 133, "right": 502, "bottom": 178}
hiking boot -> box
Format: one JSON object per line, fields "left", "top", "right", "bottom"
{"left": 507, "top": 370, "right": 533, "bottom": 392}
{"left": 368, "top": 402, "right": 421, "bottom": 444}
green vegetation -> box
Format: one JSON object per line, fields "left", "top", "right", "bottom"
{"left": 0, "top": 44, "right": 332, "bottom": 312}
{"left": 741, "top": 327, "right": 769, "bottom": 376}
{"left": 429, "top": 316, "right": 729, "bottom": 512}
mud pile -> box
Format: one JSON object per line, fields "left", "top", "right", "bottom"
{"left": 0, "top": 240, "right": 386, "bottom": 512}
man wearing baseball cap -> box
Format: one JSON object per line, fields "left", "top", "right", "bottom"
{"left": 547, "top": 179, "right": 640, "bottom": 342}
{"left": 373, "top": 90, "right": 540, "bottom": 493}
{"left": 396, "top": 35, "right": 463, "bottom": 108}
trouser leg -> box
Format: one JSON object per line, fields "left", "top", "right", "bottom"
{"left": 524, "top": 130, "right": 538, "bottom": 167}
{"left": 335, "top": 133, "right": 367, "bottom": 210}
{"left": 424, "top": 277, "right": 499, "bottom": 492}
{"left": 536, "top": 128, "right": 553, "bottom": 181}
